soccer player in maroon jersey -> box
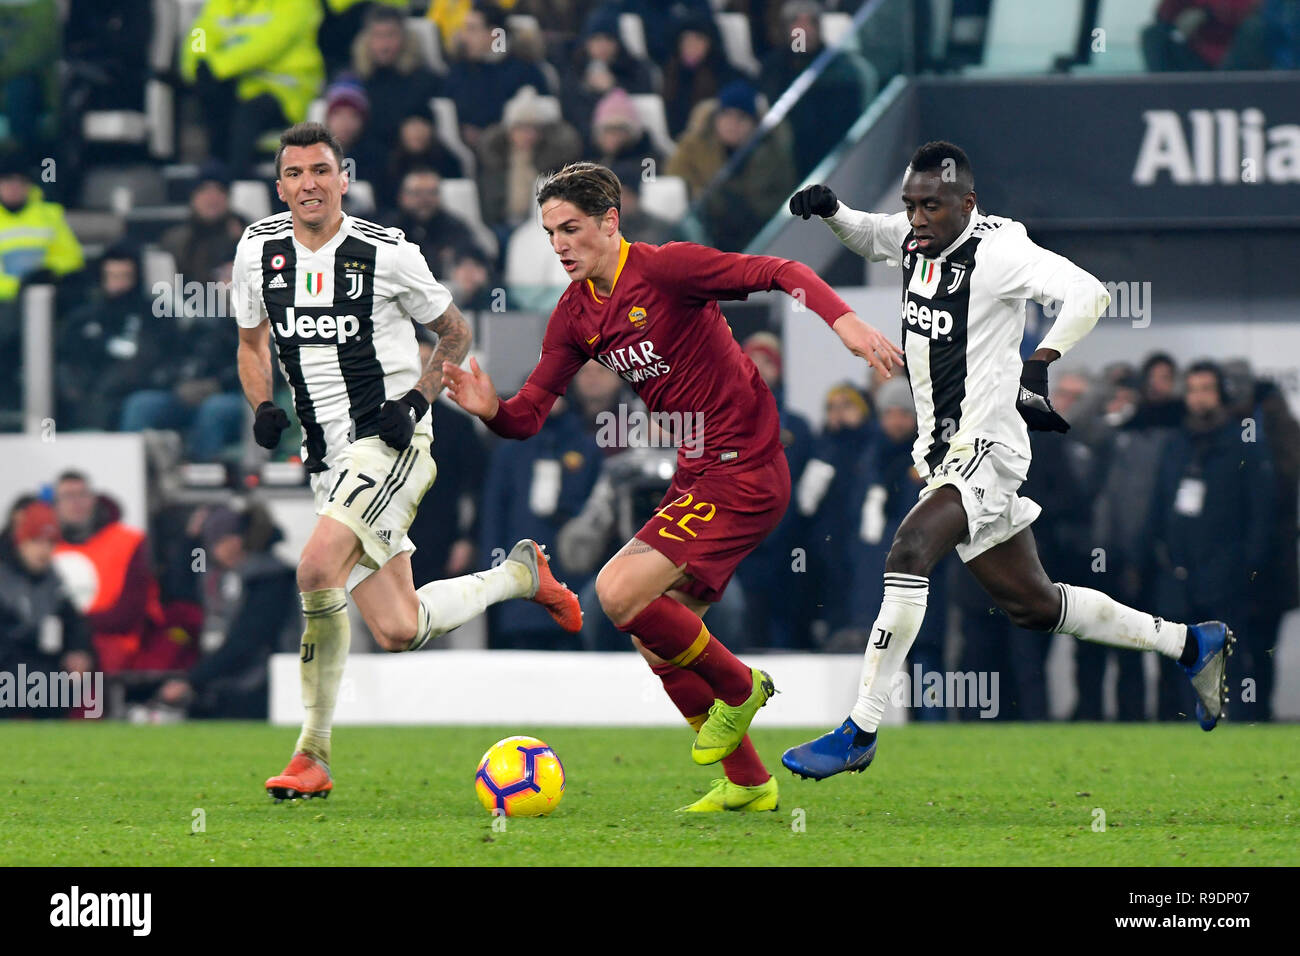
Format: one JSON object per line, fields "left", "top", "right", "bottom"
{"left": 443, "top": 163, "right": 903, "bottom": 811}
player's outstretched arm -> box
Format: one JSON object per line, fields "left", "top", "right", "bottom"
{"left": 442, "top": 356, "right": 499, "bottom": 420}
{"left": 237, "top": 319, "right": 290, "bottom": 449}
{"left": 789, "top": 184, "right": 910, "bottom": 262}
{"left": 652, "top": 241, "right": 905, "bottom": 379}
{"left": 830, "top": 312, "right": 906, "bottom": 380}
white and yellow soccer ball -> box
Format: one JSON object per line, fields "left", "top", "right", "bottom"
{"left": 474, "top": 736, "right": 566, "bottom": 817}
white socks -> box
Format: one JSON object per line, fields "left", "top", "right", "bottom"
{"left": 295, "top": 587, "right": 351, "bottom": 763}
{"left": 408, "top": 560, "right": 534, "bottom": 650}
{"left": 1054, "top": 582, "right": 1186, "bottom": 658}
{"left": 850, "top": 573, "right": 930, "bottom": 732}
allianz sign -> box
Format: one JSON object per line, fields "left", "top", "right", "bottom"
{"left": 1133, "top": 109, "right": 1300, "bottom": 185}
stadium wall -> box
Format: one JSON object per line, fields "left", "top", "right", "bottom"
{"left": 269, "top": 651, "right": 908, "bottom": 727}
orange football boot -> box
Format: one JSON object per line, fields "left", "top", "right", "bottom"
{"left": 266, "top": 752, "right": 333, "bottom": 801}
{"left": 508, "top": 539, "right": 583, "bottom": 633}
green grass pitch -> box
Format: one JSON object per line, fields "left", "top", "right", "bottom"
{"left": 1, "top": 722, "right": 1295, "bottom": 866}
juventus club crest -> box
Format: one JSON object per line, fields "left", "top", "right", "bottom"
{"left": 343, "top": 259, "right": 368, "bottom": 300}
{"left": 945, "top": 263, "right": 967, "bottom": 294}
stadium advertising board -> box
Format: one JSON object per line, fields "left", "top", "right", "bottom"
{"left": 915, "top": 73, "right": 1300, "bottom": 228}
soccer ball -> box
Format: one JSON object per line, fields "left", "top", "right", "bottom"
{"left": 474, "top": 735, "right": 565, "bottom": 817}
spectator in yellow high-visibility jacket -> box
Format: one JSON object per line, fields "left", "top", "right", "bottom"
{"left": 180, "top": 0, "right": 326, "bottom": 176}
{"left": 0, "top": 156, "right": 84, "bottom": 304}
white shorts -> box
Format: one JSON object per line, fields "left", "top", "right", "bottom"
{"left": 918, "top": 437, "right": 1040, "bottom": 563}
{"left": 310, "top": 433, "right": 438, "bottom": 573}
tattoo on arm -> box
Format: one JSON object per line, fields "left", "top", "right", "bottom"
{"left": 417, "top": 303, "right": 472, "bottom": 403}
{"left": 237, "top": 322, "right": 274, "bottom": 409}
{"left": 622, "top": 540, "right": 653, "bottom": 556}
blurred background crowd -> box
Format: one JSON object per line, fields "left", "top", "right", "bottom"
{"left": 1, "top": 0, "right": 1298, "bottom": 721}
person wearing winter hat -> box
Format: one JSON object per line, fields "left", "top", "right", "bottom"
{"left": 0, "top": 151, "right": 84, "bottom": 303}
{"left": 477, "top": 86, "right": 583, "bottom": 229}
{"left": 666, "top": 79, "right": 797, "bottom": 248}
{"left": 0, "top": 499, "right": 94, "bottom": 709}
{"left": 323, "top": 76, "right": 386, "bottom": 198}
{"left": 160, "top": 159, "right": 246, "bottom": 286}
{"left": 591, "top": 88, "right": 661, "bottom": 176}
{"left": 561, "top": 6, "right": 655, "bottom": 144}
{"left": 442, "top": 2, "right": 551, "bottom": 150}
{"left": 661, "top": 11, "right": 738, "bottom": 138}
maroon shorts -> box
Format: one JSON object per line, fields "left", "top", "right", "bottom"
{"left": 634, "top": 452, "right": 791, "bottom": 604}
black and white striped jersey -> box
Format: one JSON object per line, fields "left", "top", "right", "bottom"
{"left": 824, "top": 206, "right": 1109, "bottom": 478}
{"left": 233, "top": 212, "right": 452, "bottom": 473}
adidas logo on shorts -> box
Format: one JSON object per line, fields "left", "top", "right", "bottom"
{"left": 376, "top": 529, "right": 391, "bottom": 545}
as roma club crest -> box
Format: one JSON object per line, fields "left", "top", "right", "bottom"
{"left": 628, "top": 306, "right": 647, "bottom": 329}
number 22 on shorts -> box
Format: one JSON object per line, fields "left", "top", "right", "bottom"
{"left": 654, "top": 492, "right": 717, "bottom": 541}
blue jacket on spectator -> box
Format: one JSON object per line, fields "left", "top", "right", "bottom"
{"left": 734, "top": 400, "right": 815, "bottom": 649}
{"left": 797, "top": 417, "right": 878, "bottom": 633}
{"left": 479, "top": 406, "right": 603, "bottom": 646}
{"left": 844, "top": 429, "right": 950, "bottom": 650}
{"left": 1149, "top": 414, "right": 1275, "bottom": 614}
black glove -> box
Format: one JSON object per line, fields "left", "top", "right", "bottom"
{"left": 789, "top": 184, "right": 839, "bottom": 220}
{"left": 253, "top": 401, "right": 290, "bottom": 449}
{"left": 377, "top": 389, "right": 430, "bottom": 451}
{"left": 1016, "top": 360, "right": 1070, "bottom": 433}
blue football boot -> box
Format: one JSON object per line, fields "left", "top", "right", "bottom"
{"left": 781, "top": 718, "right": 877, "bottom": 780}
{"left": 1183, "top": 621, "right": 1235, "bottom": 731}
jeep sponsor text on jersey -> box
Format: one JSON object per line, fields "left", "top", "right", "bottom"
{"left": 903, "top": 298, "right": 955, "bottom": 340}
{"left": 273, "top": 307, "right": 362, "bottom": 344}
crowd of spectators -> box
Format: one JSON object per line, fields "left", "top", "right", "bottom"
{"left": 1, "top": 470, "right": 298, "bottom": 720}
{"left": 4, "top": 346, "right": 1297, "bottom": 722}
{"left": 464, "top": 341, "right": 1297, "bottom": 721}
{"left": 1, "top": 2, "right": 1298, "bottom": 722}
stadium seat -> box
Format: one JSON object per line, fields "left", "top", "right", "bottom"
{"left": 406, "top": 17, "right": 449, "bottom": 74}
{"left": 821, "top": 12, "right": 854, "bottom": 49}
{"left": 81, "top": 166, "right": 167, "bottom": 212}
{"left": 430, "top": 97, "right": 477, "bottom": 181}
{"left": 639, "top": 175, "right": 689, "bottom": 222}
{"left": 176, "top": 0, "right": 205, "bottom": 39}
{"left": 1073, "top": 0, "right": 1160, "bottom": 73}
{"left": 64, "top": 209, "right": 126, "bottom": 247}
{"left": 629, "top": 94, "right": 676, "bottom": 161}
{"left": 82, "top": 111, "right": 147, "bottom": 143}
{"left": 142, "top": 246, "right": 176, "bottom": 294}
{"left": 927, "top": 0, "right": 953, "bottom": 64}
{"left": 150, "top": 0, "right": 178, "bottom": 71}
{"left": 81, "top": 79, "right": 174, "bottom": 159}
{"left": 506, "top": 13, "right": 541, "bottom": 36}
{"left": 505, "top": 217, "right": 570, "bottom": 289}
{"left": 439, "top": 178, "right": 500, "bottom": 259}
{"left": 715, "top": 12, "right": 761, "bottom": 76}
{"left": 122, "top": 205, "right": 191, "bottom": 244}
{"left": 619, "top": 13, "right": 648, "bottom": 60}
{"left": 345, "top": 179, "right": 377, "bottom": 215}
{"left": 972, "top": 0, "right": 1084, "bottom": 73}
{"left": 229, "top": 180, "right": 272, "bottom": 222}
{"left": 536, "top": 59, "right": 562, "bottom": 96}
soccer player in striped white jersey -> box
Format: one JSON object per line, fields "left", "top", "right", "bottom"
{"left": 233, "top": 123, "right": 582, "bottom": 800}
{"left": 781, "top": 141, "right": 1235, "bottom": 780}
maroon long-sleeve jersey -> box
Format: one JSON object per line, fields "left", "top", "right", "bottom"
{"left": 487, "top": 239, "right": 850, "bottom": 477}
